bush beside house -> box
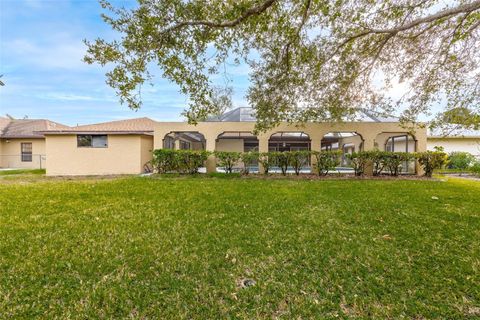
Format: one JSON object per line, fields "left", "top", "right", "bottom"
{"left": 152, "top": 149, "right": 210, "bottom": 174}
{"left": 447, "top": 151, "right": 477, "bottom": 170}
{"left": 471, "top": 162, "right": 480, "bottom": 176}
{"left": 152, "top": 149, "right": 447, "bottom": 177}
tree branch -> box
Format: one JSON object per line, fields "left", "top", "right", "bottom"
{"left": 282, "top": 0, "right": 311, "bottom": 69}
{"left": 466, "top": 19, "right": 480, "bottom": 34}
{"left": 160, "top": 0, "right": 278, "bottom": 34}
{"left": 368, "top": 0, "right": 480, "bottom": 35}
{"left": 359, "top": 33, "right": 395, "bottom": 75}
{"left": 443, "top": 12, "right": 472, "bottom": 57}
{"left": 337, "top": 0, "right": 480, "bottom": 51}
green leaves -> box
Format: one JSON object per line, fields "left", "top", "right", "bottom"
{"left": 345, "top": 151, "right": 369, "bottom": 176}
{"left": 213, "top": 151, "right": 242, "bottom": 173}
{"left": 447, "top": 151, "right": 477, "bottom": 170}
{"left": 152, "top": 149, "right": 210, "bottom": 173}
{"left": 240, "top": 151, "right": 260, "bottom": 174}
{"left": 86, "top": 0, "right": 480, "bottom": 131}
{"left": 312, "top": 150, "right": 341, "bottom": 176}
{"left": 416, "top": 151, "right": 448, "bottom": 177}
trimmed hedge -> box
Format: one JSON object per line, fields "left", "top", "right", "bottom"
{"left": 151, "top": 149, "right": 177, "bottom": 173}
{"left": 416, "top": 151, "right": 448, "bottom": 177}
{"left": 176, "top": 150, "right": 211, "bottom": 174}
{"left": 383, "top": 152, "right": 414, "bottom": 176}
{"left": 241, "top": 151, "right": 260, "bottom": 175}
{"left": 258, "top": 152, "right": 274, "bottom": 174}
{"left": 152, "top": 149, "right": 210, "bottom": 174}
{"left": 152, "top": 149, "right": 446, "bottom": 177}
{"left": 269, "top": 152, "right": 290, "bottom": 175}
{"left": 347, "top": 150, "right": 447, "bottom": 177}
{"left": 290, "top": 151, "right": 311, "bottom": 175}
{"left": 214, "top": 151, "right": 242, "bottom": 174}
{"left": 345, "top": 151, "right": 369, "bottom": 176}
{"left": 313, "top": 150, "right": 341, "bottom": 176}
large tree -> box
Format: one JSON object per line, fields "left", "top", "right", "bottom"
{"left": 85, "top": 0, "right": 480, "bottom": 132}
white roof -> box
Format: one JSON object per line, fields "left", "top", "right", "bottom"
{"left": 206, "top": 107, "right": 399, "bottom": 123}
{"left": 428, "top": 127, "right": 480, "bottom": 138}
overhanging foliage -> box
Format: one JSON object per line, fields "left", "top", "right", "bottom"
{"left": 85, "top": 0, "right": 480, "bottom": 132}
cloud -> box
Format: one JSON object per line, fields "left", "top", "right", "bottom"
{"left": 4, "top": 36, "right": 88, "bottom": 70}
{"left": 0, "top": 0, "right": 245, "bottom": 124}
{"left": 38, "top": 92, "right": 116, "bottom": 102}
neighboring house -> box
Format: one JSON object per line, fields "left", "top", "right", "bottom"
{"left": 427, "top": 129, "right": 480, "bottom": 159}
{"left": 41, "top": 117, "right": 155, "bottom": 176}
{"left": 42, "top": 107, "right": 427, "bottom": 176}
{"left": 0, "top": 116, "right": 68, "bottom": 169}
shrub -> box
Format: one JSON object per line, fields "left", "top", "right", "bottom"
{"left": 152, "top": 149, "right": 178, "bottom": 173}
{"left": 470, "top": 161, "right": 480, "bottom": 176}
{"left": 152, "top": 149, "right": 210, "bottom": 174}
{"left": 345, "top": 151, "right": 370, "bottom": 176}
{"left": 176, "top": 150, "right": 210, "bottom": 174}
{"left": 383, "top": 152, "right": 413, "bottom": 176}
{"left": 241, "top": 151, "right": 259, "bottom": 175}
{"left": 416, "top": 151, "right": 448, "bottom": 177}
{"left": 214, "top": 151, "right": 242, "bottom": 174}
{"left": 447, "top": 152, "right": 476, "bottom": 170}
{"left": 289, "top": 151, "right": 311, "bottom": 175}
{"left": 312, "top": 151, "right": 341, "bottom": 176}
{"left": 369, "top": 150, "right": 387, "bottom": 176}
{"left": 269, "top": 152, "right": 291, "bottom": 175}
{"left": 258, "top": 152, "right": 274, "bottom": 174}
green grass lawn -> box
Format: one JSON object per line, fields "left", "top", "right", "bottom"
{"left": 1, "top": 175, "right": 479, "bottom": 319}
{"left": 0, "top": 168, "right": 45, "bottom": 175}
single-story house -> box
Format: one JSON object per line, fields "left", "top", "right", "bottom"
{"left": 41, "top": 108, "right": 428, "bottom": 176}
{"left": 427, "top": 128, "right": 480, "bottom": 159}
{"left": 9, "top": 109, "right": 480, "bottom": 175}
{"left": 0, "top": 116, "right": 68, "bottom": 169}
{"left": 40, "top": 117, "right": 156, "bottom": 176}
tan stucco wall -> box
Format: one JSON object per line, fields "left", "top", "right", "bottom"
{"left": 215, "top": 139, "right": 244, "bottom": 152}
{"left": 215, "top": 138, "right": 245, "bottom": 168}
{"left": 0, "top": 138, "right": 46, "bottom": 169}
{"left": 42, "top": 121, "right": 427, "bottom": 176}
{"left": 155, "top": 122, "right": 424, "bottom": 148}
{"left": 45, "top": 134, "right": 152, "bottom": 176}
{"left": 428, "top": 138, "right": 480, "bottom": 157}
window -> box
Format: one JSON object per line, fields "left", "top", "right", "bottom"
{"left": 385, "top": 135, "right": 414, "bottom": 153}
{"left": 385, "top": 135, "right": 416, "bottom": 174}
{"left": 77, "top": 135, "right": 108, "bottom": 148}
{"left": 21, "top": 143, "right": 32, "bottom": 162}
{"left": 164, "top": 136, "right": 175, "bottom": 149}
{"left": 179, "top": 140, "right": 191, "bottom": 150}
{"left": 244, "top": 141, "right": 259, "bottom": 152}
